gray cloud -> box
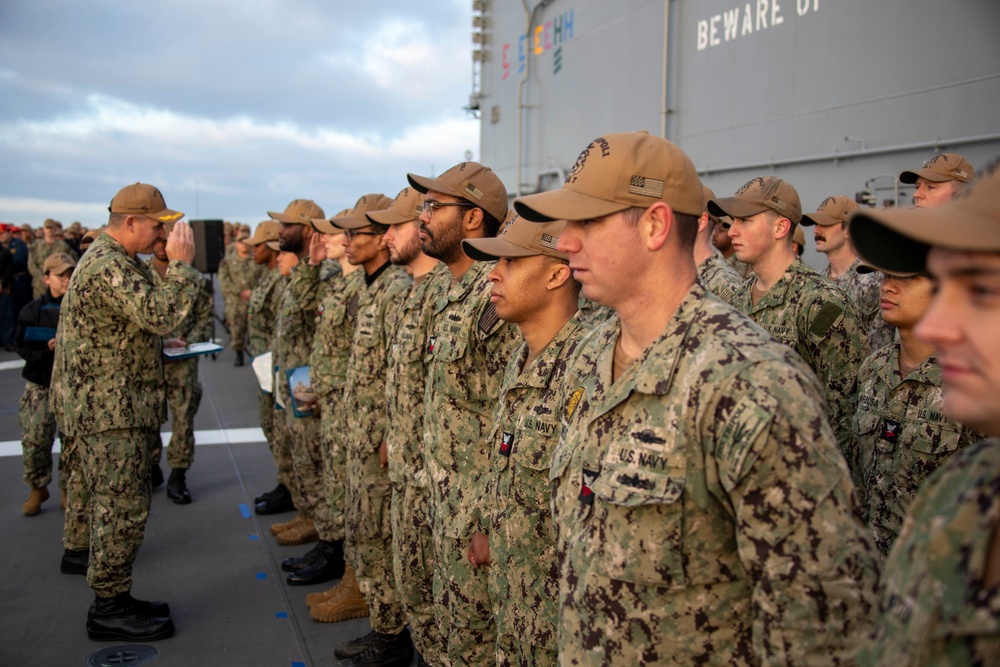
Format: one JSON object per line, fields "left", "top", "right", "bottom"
{"left": 0, "top": 0, "right": 480, "bottom": 227}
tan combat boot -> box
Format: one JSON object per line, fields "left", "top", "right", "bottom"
{"left": 310, "top": 567, "right": 368, "bottom": 622}
{"left": 276, "top": 518, "right": 318, "bottom": 546}
{"left": 270, "top": 514, "right": 304, "bottom": 537}
{"left": 22, "top": 487, "right": 50, "bottom": 516}
{"left": 306, "top": 564, "right": 357, "bottom": 607}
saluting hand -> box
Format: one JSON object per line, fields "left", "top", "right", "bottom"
{"left": 308, "top": 230, "right": 326, "bottom": 266}
{"left": 166, "top": 221, "right": 196, "bottom": 265}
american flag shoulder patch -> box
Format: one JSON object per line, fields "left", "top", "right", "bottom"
{"left": 478, "top": 301, "right": 500, "bottom": 334}
{"left": 628, "top": 175, "right": 664, "bottom": 198}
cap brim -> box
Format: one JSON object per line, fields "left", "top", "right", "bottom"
{"left": 856, "top": 262, "right": 918, "bottom": 278}
{"left": 268, "top": 211, "right": 309, "bottom": 224}
{"left": 462, "top": 237, "right": 544, "bottom": 261}
{"left": 330, "top": 215, "right": 370, "bottom": 231}
{"left": 310, "top": 218, "right": 340, "bottom": 234}
{"left": 899, "top": 168, "right": 951, "bottom": 185}
{"left": 149, "top": 209, "right": 185, "bottom": 223}
{"left": 800, "top": 212, "right": 840, "bottom": 227}
{"left": 707, "top": 197, "right": 769, "bottom": 220}
{"left": 514, "top": 189, "right": 629, "bottom": 223}
{"left": 265, "top": 241, "right": 281, "bottom": 252}
{"left": 407, "top": 173, "right": 463, "bottom": 200}
{"left": 367, "top": 209, "right": 414, "bottom": 225}
{"left": 850, "top": 205, "right": 1000, "bottom": 273}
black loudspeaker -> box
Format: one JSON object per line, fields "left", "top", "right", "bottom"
{"left": 189, "top": 219, "right": 225, "bottom": 274}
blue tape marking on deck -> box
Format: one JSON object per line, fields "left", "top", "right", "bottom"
{"left": 249, "top": 534, "right": 259, "bottom": 541}
{"left": 239, "top": 503, "right": 252, "bottom": 518}
{"left": 256, "top": 572, "right": 267, "bottom": 580}
{"left": 276, "top": 611, "right": 288, "bottom": 618}
{"left": 292, "top": 662, "right": 306, "bottom": 667}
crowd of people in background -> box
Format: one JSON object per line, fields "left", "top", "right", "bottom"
{"left": 6, "top": 140, "right": 1000, "bottom": 666}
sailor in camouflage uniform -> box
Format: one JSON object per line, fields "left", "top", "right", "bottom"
{"left": 710, "top": 178, "right": 869, "bottom": 462}
{"left": 54, "top": 183, "right": 203, "bottom": 641}
{"left": 516, "top": 131, "right": 879, "bottom": 666}
{"left": 408, "top": 162, "right": 522, "bottom": 666}
{"left": 376, "top": 187, "right": 449, "bottom": 665}
{"left": 463, "top": 215, "right": 586, "bottom": 667}
{"left": 851, "top": 260, "right": 982, "bottom": 560}
{"left": 243, "top": 221, "right": 294, "bottom": 514}
{"left": 28, "top": 218, "right": 77, "bottom": 298}
{"left": 266, "top": 199, "right": 331, "bottom": 549}
{"left": 218, "top": 225, "right": 264, "bottom": 366}
{"left": 850, "top": 165, "right": 1000, "bottom": 665}
{"left": 694, "top": 185, "right": 742, "bottom": 302}
{"left": 329, "top": 198, "right": 414, "bottom": 666}
{"left": 16, "top": 252, "right": 75, "bottom": 516}
{"left": 147, "top": 230, "right": 213, "bottom": 504}
{"left": 801, "top": 195, "right": 888, "bottom": 351}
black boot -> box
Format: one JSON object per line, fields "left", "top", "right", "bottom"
{"left": 281, "top": 543, "right": 322, "bottom": 572}
{"left": 166, "top": 468, "right": 192, "bottom": 505}
{"left": 334, "top": 630, "right": 376, "bottom": 660}
{"left": 61, "top": 548, "right": 89, "bottom": 575}
{"left": 286, "top": 539, "right": 345, "bottom": 585}
{"left": 234, "top": 350, "right": 244, "bottom": 367}
{"left": 255, "top": 483, "right": 294, "bottom": 515}
{"left": 338, "top": 629, "right": 413, "bottom": 667}
{"left": 86, "top": 592, "right": 175, "bottom": 642}
{"left": 150, "top": 464, "right": 164, "bottom": 489}
{"left": 254, "top": 482, "right": 284, "bottom": 504}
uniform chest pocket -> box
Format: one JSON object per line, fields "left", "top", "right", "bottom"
{"left": 907, "top": 420, "right": 962, "bottom": 456}
{"left": 429, "top": 330, "right": 470, "bottom": 399}
{"left": 588, "top": 448, "right": 688, "bottom": 590}
{"left": 354, "top": 310, "right": 381, "bottom": 350}
{"left": 511, "top": 418, "right": 558, "bottom": 471}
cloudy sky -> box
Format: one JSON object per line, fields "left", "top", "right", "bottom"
{"left": 0, "top": 0, "right": 480, "bottom": 228}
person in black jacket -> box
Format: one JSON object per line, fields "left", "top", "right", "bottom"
{"left": 16, "top": 252, "right": 75, "bottom": 516}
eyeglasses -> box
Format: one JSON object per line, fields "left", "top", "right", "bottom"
{"left": 343, "top": 229, "right": 383, "bottom": 240}
{"left": 421, "top": 201, "right": 473, "bottom": 216}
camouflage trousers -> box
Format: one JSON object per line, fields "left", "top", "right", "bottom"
{"left": 19, "top": 381, "right": 67, "bottom": 489}
{"left": 391, "top": 482, "right": 442, "bottom": 665}
{"left": 347, "top": 454, "right": 406, "bottom": 634}
{"left": 320, "top": 389, "right": 347, "bottom": 542}
{"left": 61, "top": 435, "right": 90, "bottom": 551}
{"left": 284, "top": 409, "right": 332, "bottom": 534}
{"left": 495, "top": 633, "right": 557, "bottom": 667}
{"left": 161, "top": 358, "right": 202, "bottom": 469}
{"left": 79, "top": 428, "right": 152, "bottom": 597}
{"left": 432, "top": 532, "right": 497, "bottom": 667}
{"left": 488, "top": 531, "right": 560, "bottom": 667}
{"left": 146, "top": 428, "right": 163, "bottom": 471}
{"left": 260, "top": 391, "right": 294, "bottom": 492}
{"left": 225, "top": 302, "right": 248, "bottom": 352}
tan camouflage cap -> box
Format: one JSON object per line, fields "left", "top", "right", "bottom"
{"left": 109, "top": 183, "right": 184, "bottom": 223}
{"left": 43, "top": 252, "right": 76, "bottom": 275}
{"left": 330, "top": 193, "right": 394, "bottom": 231}
{"left": 268, "top": 199, "right": 324, "bottom": 225}
{"left": 792, "top": 225, "right": 805, "bottom": 246}
{"left": 899, "top": 153, "right": 975, "bottom": 184}
{"left": 801, "top": 196, "right": 860, "bottom": 227}
{"left": 42, "top": 218, "right": 63, "bottom": 230}
{"left": 515, "top": 131, "right": 704, "bottom": 222}
{"left": 408, "top": 161, "right": 508, "bottom": 222}
{"left": 367, "top": 187, "right": 425, "bottom": 226}
{"left": 463, "top": 213, "right": 567, "bottom": 261}
{"left": 850, "top": 162, "right": 1000, "bottom": 274}
{"left": 708, "top": 176, "right": 802, "bottom": 224}
{"left": 246, "top": 220, "right": 280, "bottom": 246}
